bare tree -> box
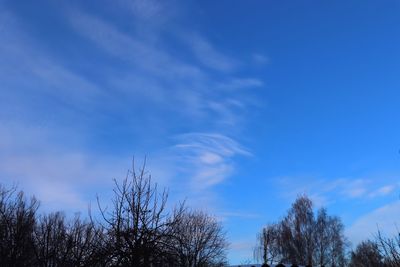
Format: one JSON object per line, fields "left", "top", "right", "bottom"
{"left": 33, "top": 212, "right": 67, "bottom": 266}
{"left": 280, "top": 195, "right": 315, "bottom": 266}
{"left": 0, "top": 185, "right": 39, "bottom": 266}
{"left": 314, "top": 208, "right": 330, "bottom": 266}
{"left": 349, "top": 240, "right": 385, "bottom": 267}
{"left": 171, "top": 209, "right": 228, "bottom": 267}
{"left": 65, "top": 214, "right": 108, "bottom": 266}
{"left": 34, "top": 212, "right": 107, "bottom": 267}
{"left": 315, "top": 208, "right": 348, "bottom": 267}
{"left": 254, "top": 223, "right": 280, "bottom": 265}
{"left": 327, "top": 215, "right": 347, "bottom": 267}
{"left": 97, "top": 160, "right": 172, "bottom": 266}
{"left": 376, "top": 229, "right": 400, "bottom": 267}
{"left": 255, "top": 195, "right": 348, "bottom": 266}
{"left": 0, "top": 157, "right": 230, "bottom": 267}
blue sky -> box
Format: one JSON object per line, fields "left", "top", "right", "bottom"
{"left": 1, "top": 0, "right": 400, "bottom": 264}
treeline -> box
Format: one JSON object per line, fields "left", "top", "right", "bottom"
{"left": 2, "top": 162, "right": 400, "bottom": 267}
{"left": 349, "top": 233, "right": 400, "bottom": 267}
{"left": 254, "top": 196, "right": 400, "bottom": 267}
{"left": 0, "top": 164, "right": 228, "bottom": 267}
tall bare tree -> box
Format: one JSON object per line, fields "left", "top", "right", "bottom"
{"left": 314, "top": 208, "right": 330, "bottom": 266}
{"left": 326, "top": 215, "right": 347, "bottom": 266}
{"left": 315, "top": 208, "right": 348, "bottom": 266}
{"left": 280, "top": 195, "right": 315, "bottom": 265}
{"left": 171, "top": 209, "right": 228, "bottom": 267}
{"left": 97, "top": 160, "right": 173, "bottom": 266}
{"left": 255, "top": 195, "right": 348, "bottom": 266}
{"left": 254, "top": 223, "right": 280, "bottom": 265}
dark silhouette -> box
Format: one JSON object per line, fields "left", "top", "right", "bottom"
{"left": 0, "top": 185, "right": 38, "bottom": 266}
{"left": 169, "top": 209, "right": 228, "bottom": 266}
{"left": 254, "top": 195, "right": 348, "bottom": 266}
{"left": 3, "top": 161, "right": 400, "bottom": 266}
{"left": 349, "top": 240, "right": 385, "bottom": 267}
{"left": 0, "top": 161, "right": 228, "bottom": 267}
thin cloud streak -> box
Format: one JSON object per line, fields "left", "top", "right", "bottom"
{"left": 277, "top": 175, "right": 399, "bottom": 205}
{"left": 68, "top": 9, "right": 260, "bottom": 127}
{"left": 183, "top": 33, "right": 239, "bottom": 72}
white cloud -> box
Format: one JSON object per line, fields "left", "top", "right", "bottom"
{"left": 68, "top": 10, "right": 260, "bottom": 128}
{"left": 369, "top": 185, "right": 396, "bottom": 198}
{"left": 151, "top": 133, "right": 253, "bottom": 204}
{"left": 0, "top": 122, "right": 128, "bottom": 213}
{"left": 341, "top": 179, "right": 369, "bottom": 198}
{"left": 69, "top": 11, "right": 204, "bottom": 80}
{"left": 199, "top": 152, "right": 223, "bottom": 164}
{"left": 278, "top": 175, "right": 398, "bottom": 206}
{"left": 183, "top": 33, "right": 238, "bottom": 72}
{"left": 347, "top": 201, "right": 400, "bottom": 246}
{"left": 175, "top": 133, "right": 251, "bottom": 157}
{"left": 171, "top": 133, "right": 251, "bottom": 190}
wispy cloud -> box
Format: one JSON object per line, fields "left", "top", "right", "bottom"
{"left": 340, "top": 179, "right": 369, "bottom": 198}
{"left": 183, "top": 33, "right": 239, "bottom": 72}
{"left": 120, "top": 0, "right": 179, "bottom": 29}
{"left": 68, "top": 9, "right": 260, "bottom": 126}
{"left": 0, "top": 11, "right": 122, "bottom": 213}
{"left": 0, "top": 1, "right": 263, "bottom": 214}
{"left": 277, "top": 175, "right": 399, "bottom": 206}
{"left": 0, "top": 12, "right": 102, "bottom": 120}
{"left": 368, "top": 185, "right": 396, "bottom": 198}
{"left": 0, "top": 122, "right": 128, "bottom": 213}
{"left": 126, "top": 0, "right": 166, "bottom": 21}
{"left": 171, "top": 133, "right": 251, "bottom": 190}
{"left": 65, "top": 8, "right": 260, "bottom": 198}
{"left": 347, "top": 201, "right": 400, "bottom": 246}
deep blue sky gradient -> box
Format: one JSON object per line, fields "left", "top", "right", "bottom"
{"left": 1, "top": 0, "right": 400, "bottom": 264}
